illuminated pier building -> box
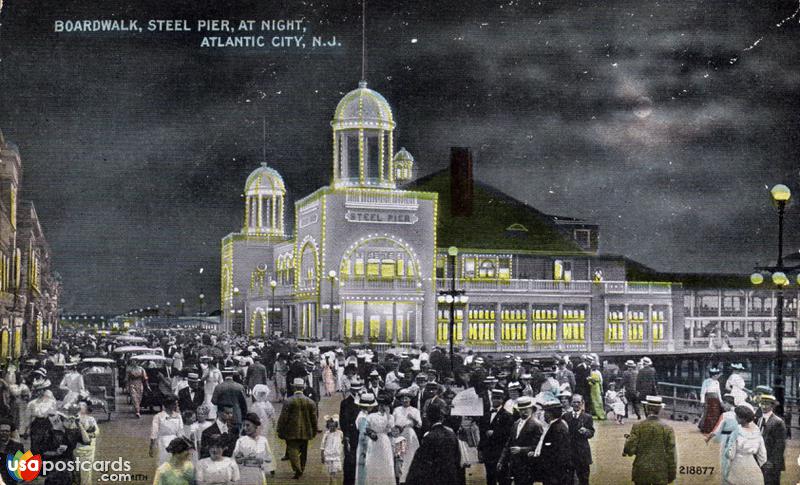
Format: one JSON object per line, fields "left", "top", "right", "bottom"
{"left": 220, "top": 82, "right": 800, "bottom": 373}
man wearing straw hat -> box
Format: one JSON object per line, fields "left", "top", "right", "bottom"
{"left": 497, "top": 396, "right": 543, "bottom": 485}
{"left": 621, "top": 360, "right": 641, "bottom": 420}
{"left": 277, "top": 377, "right": 319, "bottom": 479}
{"left": 623, "top": 395, "right": 676, "bottom": 485}
{"left": 757, "top": 394, "right": 786, "bottom": 485}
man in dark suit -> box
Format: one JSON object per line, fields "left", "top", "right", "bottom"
{"left": 0, "top": 419, "right": 24, "bottom": 485}
{"left": 479, "top": 389, "right": 514, "bottom": 485}
{"left": 758, "top": 395, "right": 786, "bottom": 485}
{"left": 573, "top": 357, "right": 592, "bottom": 411}
{"left": 562, "top": 394, "right": 594, "bottom": 485}
{"left": 211, "top": 370, "right": 248, "bottom": 428}
{"left": 199, "top": 404, "right": 237, "bottom": 458}
{"left": 533, "top": 401, "right": 572, "bottom": 485}
{"left": 623, "top": 396, "right": 676, "bottom": 485}
{"left": 339, "top": 377, "right": 363, "bottom": 485}
{"left": 635, "top": 357, "right": 658, "bottom": 399}
{"left": 177, "top": 373, "right": 205, "bottom": 413}
{"left": 246, "top": 358, "right": 268, "bottom": 394}
{"left": 498, "top": 396, "right": 543, "bottom": 485}
{"left": 621, "top": 360, "right": 640, "bottom": 419}
{"left": 277, "top": 377, "right": 319, "bottom": 479}
{"left": 405, "top": 403, "right": 462, "bottom": 485}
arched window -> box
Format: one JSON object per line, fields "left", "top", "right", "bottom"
{"left": 299, "top": 243, "right": 318, "bottom": 289}
{"left": 478, "top": 260, "right": 496, "bottom": 278}
{"left": 339, "top": 237, "right": 420, "bottom": 283}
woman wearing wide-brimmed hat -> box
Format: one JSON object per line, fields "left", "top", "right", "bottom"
{"left": 699, "top": 367, "right": 723, "bottom": 434}
{"left": 25, "top": 382, "right": 55, "bottom": 454}
{"left": 354, "top": 392, "right": 395, "bottom": 485}
{"left": 234, "top": 412, "right": 273, "bottom": 485}
{"left": 721, "top": 403, "right": 766, "bottom": 485}
{"left": 153, "top": 437, "right": 196, "bottom": 485}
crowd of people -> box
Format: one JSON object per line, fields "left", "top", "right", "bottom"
{"left": 0, "top": 328, "right": 795, "bottom": 485}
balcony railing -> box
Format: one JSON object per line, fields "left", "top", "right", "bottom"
{"left": 603, "top": 281, "right": 672, "bottom": 295}
{"left": 603, "top": 340, "right": 674, "bottom": 353}
{"left": 340, "top": 278, "right": 422, "bottom": 290}
{"left": 435, "top": 278, "right": 592, "bottom": 293}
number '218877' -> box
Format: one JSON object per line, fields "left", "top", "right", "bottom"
{"left": 679, "top": 466, "right": 714, "bottom": 475}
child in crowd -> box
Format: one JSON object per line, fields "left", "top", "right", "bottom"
{"left": 390, "top": 425, "right": 407, "bottom": 485}
{"left": 320, "top": 415, "right": 343, "bottom": 485}
{"left": 604, "top": 382, "right": 626, "bottom": 424}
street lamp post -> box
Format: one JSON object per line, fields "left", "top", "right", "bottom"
{"left": 750, "top": 184, "right": 797, "bottom": 415}
{"left": 328, "top": 270, "right": 337, "bottom": 341}
{"left": 232, "top": 287, "right": 240, "bottom": 334}
{"left": 437, "top": 246, "right": 468, "bottom": 376}
{"left": 269, "top": 280, "right": 277, "bottom": 336}
{"left": 179, "top": 298, "right": 185, "bottom": 317}
{"left": 199, "top": 294, "right": 205, "bottom": 316}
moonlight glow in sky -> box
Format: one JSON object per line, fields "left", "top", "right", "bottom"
{"left": 0, "top": 0, "right": 799, "bottom": 313}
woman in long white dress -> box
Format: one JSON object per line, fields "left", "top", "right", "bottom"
{"left": 355, "top": 393, "right": 396, "bottom": 485}
{"left": 202, "top": 359, "right": 223, "bottom": 420}
{"left": 150, "top": 395, "right": 185, "bottom": 465}
{"left": 391, "top": 390, "right": 421, "bottom": 483}
{"left": 197, "top": 434, "right": 240, "bottom": 485}
{"left": 722, "top": 404, "right": 767, "bottom": 485}
{"left": 59, "top": 363, "right": 86, "bottom": 407}
{"left": 249, "top": 385, "right": 276, "bottom": 475}
{"left": 234, "top": 413, "right": 273, "bottom": 485}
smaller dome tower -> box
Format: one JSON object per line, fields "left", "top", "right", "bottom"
{"left": 393, "top": 147, "right": 414, "bottom": 182}
{"left": 243, "top": 163, "right": 286, "bottom": 236}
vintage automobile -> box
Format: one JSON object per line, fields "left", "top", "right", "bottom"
{"left": 129, "top": 354, "right": 172, "bottom": 412}
{"left": 114, "top": 346, "right": 164, "bottom": 389}
{"left": 114, "top": 334, "right": 148, "bottom": 345}
{"left": 78, "top": 358, "right": 117, "bottom": 421}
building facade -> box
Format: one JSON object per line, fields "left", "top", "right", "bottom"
{"left": 0, "top": 131, "right": 60, "bottom": 362}
{"left": 220, "top": 84, "right": 800, "bottom": 366}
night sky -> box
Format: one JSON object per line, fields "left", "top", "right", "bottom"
{"left": 1, "top": 0, "right": 799, "bottom": 314}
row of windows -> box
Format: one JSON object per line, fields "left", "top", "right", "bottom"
{"left": 439, "top": 321, "right": 588, "bottom": 343}
{"left": 606, "top": 322, "right": 666, "bottom": 342}
{"left": 437, "top": 307, "right": 589, "bottom": 321}
{"left": 340, "top": 256, "right": 416, "bottom": 279}
{"left": 344, "top": 314, "right": 411, "bottom": 342}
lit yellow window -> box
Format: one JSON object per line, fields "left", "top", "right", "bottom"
{"left": 381, "top": 259, "right": 395, "bottom": 278}
{"left": 463, "top": 257, "right": 476, "bottom": 278}
{"left": 340, "top": 259, "right": 350, "bottom": 278}
{"left": 367, "top": 259, "right": 380, "bottom": 277}
{"left": 354, "top": 257, "right": 365, "bottom": 276}
{"left": 397, "top": 259, "right": 405, "bottom": 276}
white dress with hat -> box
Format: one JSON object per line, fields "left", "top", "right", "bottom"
{"left": 725, "top": 372, "right": 747, "bottom": 406}
{"left": 233, "top": 435, "right": 272, "bottom": 485}
{"left": 59, "top": 371, "right": 86, "bottom": 407}
{"left": 151, "top": 410, "right": 184, "bottom": 465}
{"left": 202, "top": 366, "right": 223, "bottom": 419}
{"left": 355, "top": 411, "right": 396, "bottom": 485}
{"left": 392, "top": 405, "right": 421, "bottom": 482}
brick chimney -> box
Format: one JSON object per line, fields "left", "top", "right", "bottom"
{"left": 450, "top": 147, "right": 474, "bottom": 217}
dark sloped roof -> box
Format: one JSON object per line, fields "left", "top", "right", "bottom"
{"left": 624, "top": 258, "right": 751, "bottom": 289}
{"left": 406, "top": 170, "right": 587, "bottom": 253}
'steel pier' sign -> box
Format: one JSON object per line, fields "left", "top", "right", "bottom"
{"left": 345, "top": 210, "right": 418, "bottom": 225}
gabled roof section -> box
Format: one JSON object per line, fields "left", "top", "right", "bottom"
{"left": 407, "top": 169, "right": 587, "bottom": 253}
{"left": 624, "top": 258, "right": 751, "bottom": 289}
